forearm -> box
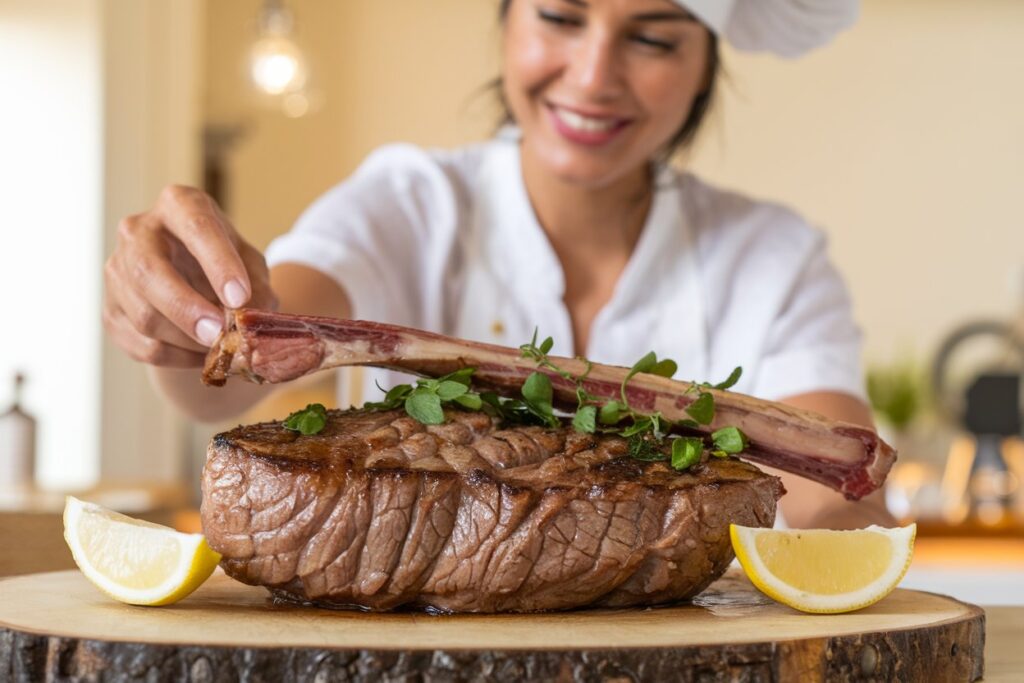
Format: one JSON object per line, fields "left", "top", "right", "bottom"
{"left": 775, "top": 473, "right": 895, "bottom": 529}
{"left": 773, "top": 390, "right": 897, "bottom": 529}
{"left": 149, "top": 366, "right": 277, "bottom": 423}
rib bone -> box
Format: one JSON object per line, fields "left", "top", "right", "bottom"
{"left": 203, "top": 309, "right": 895, "bottom": 500}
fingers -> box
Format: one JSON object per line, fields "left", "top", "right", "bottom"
{"left": 156, "top": 185, "right": 252, "bottom": 309}
{"left": 102, "top": 301, "right": 207, "bottom": 368}
{"left": 107, "top": 185, "right": 275, "bottom": 370}
{"left": 239, "top": 242, "right": 279, "bottom": 311}
{"left": 114, "top": 213, "right": 227, "bottom": 346}
{"left": 104, "top": 255, "right": 208, "bottom": 352}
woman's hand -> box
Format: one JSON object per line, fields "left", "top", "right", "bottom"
{"left": 103, "top": 185, "right": 278, "bottom": 368}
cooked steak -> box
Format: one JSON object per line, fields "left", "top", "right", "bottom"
{"left": 202, "top": 408, "right": 783, "bottom": 613}
{"left": 203, "top": 309, "right": 896, "bottom": 500}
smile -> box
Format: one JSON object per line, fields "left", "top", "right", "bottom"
{"left": 547, "top": 105, "right": 631, "bottom": 146}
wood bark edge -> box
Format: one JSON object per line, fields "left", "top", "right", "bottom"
{"left": 0, "top": 608, "right": 984, "bottom": 682}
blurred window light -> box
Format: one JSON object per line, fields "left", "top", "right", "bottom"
{"left": 250, "top": 0, "right": 307, "bottom": 97}
{"left": 0, "top": 1, "right": 102, "bottom": 491}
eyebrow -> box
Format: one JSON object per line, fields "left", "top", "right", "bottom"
{"left": 559, "top": 0, "right": 697, "bottom": 23}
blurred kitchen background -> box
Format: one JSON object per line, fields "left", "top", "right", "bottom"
{"left": 1, "top": 1, "right": 1022, "bottom": 602}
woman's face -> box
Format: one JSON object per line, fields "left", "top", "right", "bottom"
{"left": 503, "top": 0, "right": 711, "bottom": 189}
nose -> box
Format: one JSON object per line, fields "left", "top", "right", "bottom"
{"left": 564, "top": 29, "right": 623, "bottom": 98}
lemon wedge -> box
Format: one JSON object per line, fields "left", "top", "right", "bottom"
{"left": 63, "top": 495, "right": 221, "bottom": 606}
{"left": 730, "top": 523, "right": 916, "bottom": 614}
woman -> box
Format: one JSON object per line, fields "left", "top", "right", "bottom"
{"left": 103, "top": 0, "right": 893, "bottom": 529}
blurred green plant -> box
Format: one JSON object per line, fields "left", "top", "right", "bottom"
{"left": 867, "top": 360, "right": 930, "bottom": 432}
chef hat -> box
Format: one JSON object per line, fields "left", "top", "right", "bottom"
{"left": 679, "top": 0, "right": 859, "bottom": 58}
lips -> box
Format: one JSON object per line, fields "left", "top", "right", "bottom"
{"left": 547, "top": 104, "right": 631, "bottom": 146}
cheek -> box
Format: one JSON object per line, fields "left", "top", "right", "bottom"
{"left": 503, "top": 25, "right": 564, "bottom": 114}
{"left": 634, "top": 65, "right": 705, "bottom": 133}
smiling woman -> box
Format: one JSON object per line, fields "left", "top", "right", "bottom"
{"left": 498, "top": 0, "right": 720, "bottom": 171}
{"left": 105, "top": 0, "right": 894, "bottom": 530}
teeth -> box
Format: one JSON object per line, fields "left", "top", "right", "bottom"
{"left": 555, "top": 108, "right": 618, "bottom": 133}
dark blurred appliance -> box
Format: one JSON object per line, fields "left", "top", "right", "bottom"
{"left": 932, "top": 320, "right": 1024, "bottom": 528}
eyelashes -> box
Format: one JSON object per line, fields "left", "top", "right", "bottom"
{"left": 536, "top": 9, "right": 679, "bottom": 54}
{"left": 538, "top": 9, "right": 580, "bottom": 27}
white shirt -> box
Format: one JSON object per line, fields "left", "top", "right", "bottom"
{"left": 265, "top": 136, "right": 866, "bottom": 409}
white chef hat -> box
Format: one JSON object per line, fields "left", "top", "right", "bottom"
{"left": 678, "top": 0, "right": 860, "bottom": 58}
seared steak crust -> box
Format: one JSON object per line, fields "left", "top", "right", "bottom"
{"left": 202, "top": 408, "right": 783, "bottom": 613}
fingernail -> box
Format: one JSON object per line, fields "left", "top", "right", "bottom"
{"left": 195, "top": 317, "right": 223, "bottom": 346}
{"left": 223, "top": 279, "right": 248, "bottom": 309}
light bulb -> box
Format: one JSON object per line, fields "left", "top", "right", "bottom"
{"left": 250, "top": 36, "right": 307, "bottom": 96}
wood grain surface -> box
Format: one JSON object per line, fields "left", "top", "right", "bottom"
{"left": 0, "top": 568, "right": 984, "bottom": 682}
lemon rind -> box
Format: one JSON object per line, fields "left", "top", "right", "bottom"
{"left": 63, "top": 496, "right": 221, "bottom": 606}
{"left": 730, "top": 523, "right": 916, "bottom": 614}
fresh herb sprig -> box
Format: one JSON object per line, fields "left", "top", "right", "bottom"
{"left": 357, "top": 331, "right": 749, "bottom": 473}
{"left": 364, "top": 367, "right": 484, "bottom": 425}
{"left": 517, "top": 331, "right": 747, "bottom": 470}
{"left": 284, "top": 403, "right": 328, "bottom": 435}
{"left": 361, "top": 366, "right": 558, "bottom": 428}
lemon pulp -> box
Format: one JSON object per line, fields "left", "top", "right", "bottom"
{"left": 730, "top": 524, "right": 916, "bottom": 613}
{"left": 63, "top": 495, "right": 222, "bottom": 606}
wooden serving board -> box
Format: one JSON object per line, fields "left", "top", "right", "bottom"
{"left": 0, "top": 569, "right": 983, "bottom": 682}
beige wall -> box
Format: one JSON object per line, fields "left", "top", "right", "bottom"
{"left": 205, "top": 0, "right": 501, "bottom": 250}
{"left": 100, "top": 0, "right": 205, "bottom": 485}
{"left": 206, "top": 0, "right": 1024, "bottom": 366}
{"left": 689, "top": 0, "right": 1024, "bottom": 365}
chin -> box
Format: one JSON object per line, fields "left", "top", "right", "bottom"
{"left": 531, "top": 143, "right": 634, "bottom": 189}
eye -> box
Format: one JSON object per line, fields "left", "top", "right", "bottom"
{"left": 538, "top": 9, "right": 583, "bottom": 28}
{"left": 632, "top": 34, "right": 677, "bottom": 52}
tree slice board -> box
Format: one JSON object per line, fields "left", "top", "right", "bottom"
{"left": 0, "top": 568, "right": 983, "bottom": 682}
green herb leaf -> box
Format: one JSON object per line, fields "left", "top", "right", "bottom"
{"left": 650, "top": 359, "right": 678, "bottom": 378}
{"left": 436, "top": 380, "right": 468, "bottom": 401}
{"left": 572, "top": 405, "right": 597, "bottom": 433}
{"left": 540, "top": 336, "right": 554, "bottom": 354}
{"left": 283, "top": 403, "right": 328, "bottom": 436}
{"left": 405, "top": 388, "right": 445, "bottom": 425}
{"left": 714, "top": 366, "right": 743, "bottom": 391}
{"left": 522, "top": 372, "right": 552, "bottom": 404}
{"left": 711, "top": 426, "right": 748, "bottom": 454}
{"left": 630, "top": 351, "right": 658, "bottom": 376}
{"left": 676, "top": 418, "right": 699, "bottom": 429}
{"left": 440, "top": 367, "right": 476, "bottom": 386}
{"left": 454, "top": 393, "right": 483, "bottom": 410}
{"left": 599, "top": 400, "right": 624, "bottom": 425}
{"left": 620, "top": 416, "right": 653, "bottom": 438}
{"left": 522, "top": 372, "right": 554, "bottom": 416}
{"left": 385, "top": 384, "right": 413, "bottom": 402}
{"left": 671, "top": 437, "right": 703, "bottom": 471}
{"left": 685, "top": 392, "right": 715, "bottom": 425}
{"left": 711, "top": 449, "right": 729, "bottom": 459}
{"left": 480, "top": 391, "right": 502, "bottom": 409}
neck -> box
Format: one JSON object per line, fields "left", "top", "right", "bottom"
{"left": 519, "top": 144, "right": 654, "bottom": 255}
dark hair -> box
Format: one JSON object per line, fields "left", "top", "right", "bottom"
{"left": 496, "top": 0, "right": 720, "bottom": 159}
